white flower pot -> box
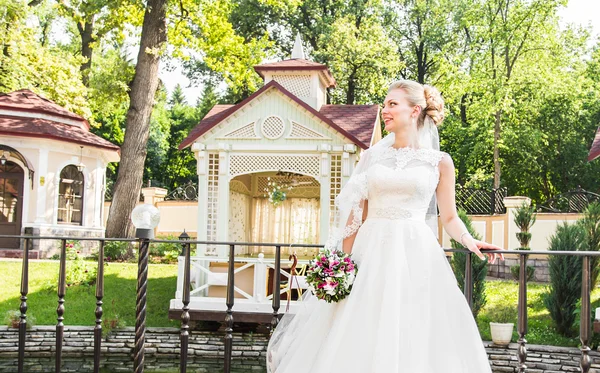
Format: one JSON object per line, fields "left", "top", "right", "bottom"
{"left": 490, "top": 322, "right": 514, "bottom": 345}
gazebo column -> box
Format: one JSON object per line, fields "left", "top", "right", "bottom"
{"left": 319, "top": 145, "right": 331, "bottom": 246}
{"left": 34, "top": 148, "right": 49, "bottom": 224}
{"left": 190, "top": 143, "right": 208, "bottom": 295}
{"left": 216, "top": 145, "right": 231, "bottom": 257}
{"left": 93, "top": 158, "right": 105, "bottom": 228}
{"left": 342, "top": 144, "right": 357, "bottom": 186}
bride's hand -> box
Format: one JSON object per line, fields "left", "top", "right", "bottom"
{"left": 464, "top": 237, "right": 505, "bottom": 264}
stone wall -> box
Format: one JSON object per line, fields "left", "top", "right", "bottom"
{"left": 484, "top": 341, "right": 600, "bottom": 372}
{"left": 487, "top": 257, "right": 550, "bottom": 283}
{"left": 0, "top": 326, "right": 268, "bottom": 372}
{"left": 1, "top": 326, "right": 599, "bottom": 372}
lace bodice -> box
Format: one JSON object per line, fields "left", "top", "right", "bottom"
{"left": 366, "top": 147, "right": 444, "bottom": 221}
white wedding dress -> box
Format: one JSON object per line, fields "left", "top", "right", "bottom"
{"left": 266, "top": 146, "right": 492, "bottom": 373}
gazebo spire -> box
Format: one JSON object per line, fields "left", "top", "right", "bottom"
{"left": 291, "top": 32, "right": 305, "bottom": 59}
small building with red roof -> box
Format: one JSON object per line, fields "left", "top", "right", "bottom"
{"left": 0, "top": 89, "right": 119, "bottom": 257}
{"left": 178, "top": 34, "right": 381, "bottom": 260}
{"left": 172, "top": 35, "right": 381, "bottom": 317}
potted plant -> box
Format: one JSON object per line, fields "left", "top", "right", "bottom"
{"left": 4, "top": 310, "right": 35, "bottom": 329}
{"left": 4, "top": 310, "right": 20, "bottom": 328}
{"left": 488, "top": 304, "right": 516, "bottom": 345}
{"left": 511, "top": 201, "right": 537, "bottom": 281}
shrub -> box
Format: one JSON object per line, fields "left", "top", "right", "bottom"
{"left": 104, "top": 241, "right": 130, "bottom": 262}
{"left": 543, "top": 222, "right": 585, "bottom": 337}
{"left": 512, "top": 202, "right": 537, "bottom": 281}
{"left": 4, "top": 310, "right": 35, "bottom": 329}
{"left": 450, "top": 209, "right": 488, "bottom": 318}
{"left": 578, "top": 202, "right": 600, "bottom": 288}
{"left": 151, "top": 235, "right": 182, "bottom": 256}
{"left": 487, "top": 304, "right": 517, "bottom": 324}
{"left": 510, "top": 265, "right": 535, "bottom": 282}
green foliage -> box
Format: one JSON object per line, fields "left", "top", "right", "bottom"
{"left": 514, "top": 202, "right": 537, "bottom": 248}
{"left": 103, "top": 241, "right": 130, "bottom": 262}
{"left": 150, "top": 235, "right": 182, "bottom": 256}
{"left": 487, "top": 304, "right": 517, "bottom": 324}
{"left": 0, "top": 1, "right": 90, "bottom": 117}
{"left": 578, "top": 202, "right": 600, "bottom": 288}
{"left": 3, "top": 310, "right": 35, "bottom": 329}
{"left": 510, "top": 265, "right": 535, "bottom": 282}
{"left": 543, "top": 222, "right": 586, "bottom": 337}
{"left": 450, "top": 209, "right": 488, "bottom": 318}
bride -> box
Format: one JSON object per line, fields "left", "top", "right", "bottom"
{"left": 266, "top": 80, "right": 505, "bottom": 373}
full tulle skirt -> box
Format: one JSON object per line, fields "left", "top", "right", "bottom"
{"left": 266, "top": 218, "right": 492, "bottom": 373}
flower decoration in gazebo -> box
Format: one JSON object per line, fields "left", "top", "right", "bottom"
{"left": 263, "top": 177, "right": 292, "bottom": 206}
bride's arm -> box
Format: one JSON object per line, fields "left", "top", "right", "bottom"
{"left": 341, "top": 200, "right": 368, "bottom": 254}
{"left": 436, "top": 153, "right": 504, "bottom": 263}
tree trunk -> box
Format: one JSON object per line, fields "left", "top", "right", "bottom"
{"left": 493, "top": 109, "right": 501, "bottom": 188}
{"left": 105, "top": 0, "right": 167, "bottom": 238}
{"left": 346, "top": 68, "right": 356, "bottom": 105}
{"left": 78, "top": 18, "right": 95, "bottom": 87}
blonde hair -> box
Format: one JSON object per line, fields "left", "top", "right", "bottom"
{"left": 387, "top": 80, "right": 445, "bottom": 127}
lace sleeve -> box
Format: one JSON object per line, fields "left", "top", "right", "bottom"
{"left": 325, "top": 151, "right": 371, "bottom": 251}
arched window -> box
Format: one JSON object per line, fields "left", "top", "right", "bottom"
{"left": 57, "top": 165, "right": 84, "bottom": 225}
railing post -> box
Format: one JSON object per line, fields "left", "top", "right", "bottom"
{"left": 134, "top": 237, "right": 151, "bottom": 373}
{"left": 94, "top": 240, "right": 105, "bottom": 373}
{"left": 179, "top": 232, "right": 191, "bottom": 373}
{"left": 490, "top": 189, "right": 496, "bottom": 215}
{"left": 271, "top": 245, "right": 282, "bottom": 331}
{"left": 517, "top": 253, "right": 528, "bottom": 372}
{"left": 224, "top": 244, "right": 235, "bottom": 373}
{"left": 17, "top": 234, "right": 31, "bottom": 373}
{"left": 463, "top": 251, "right": 473, "bottom": 309}
{"left": 56, "top": 239, "right": 67, "bottom": 373}
{"left": 580, "top": 255, "right": 592, "bottom": 373}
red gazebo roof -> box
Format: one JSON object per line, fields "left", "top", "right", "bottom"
{"left": 179, "top": 81, "right": 378, "bottom": 150}
{"left": 0, "top": 89, "right": 119, "bottom": 151}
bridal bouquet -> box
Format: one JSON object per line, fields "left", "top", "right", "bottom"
{"left": 305, "top": 249, "right": 358, "bottom": 303}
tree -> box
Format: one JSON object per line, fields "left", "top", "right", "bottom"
{"left": 466, "top": 0, "right": 567, "bottom": 188}
{"left": 169, "top": 83, "right": 186, "bottom": 106}
{"left": 543, "top": 222, "right": 585, "bottom": 337}
{"left": 55, "top": 0, "right": 141, "bottom": 86}
{"left": 182, "top": 0, "right": 271, "bottom": 100}
{"left": 105, "top": 0, "right": 167, "bottom": 238}
{"left": 316, "top": 13, "right": 402, "bottom": 104}
{"left": 0, "top": 0, "right": 90, "bottom": 117}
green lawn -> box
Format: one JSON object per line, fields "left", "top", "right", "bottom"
{"left": 0, "top": 260, "right": 179, "bottom": 328}
{"left": 1, "top": 260, "right": 599, "bottom": 347}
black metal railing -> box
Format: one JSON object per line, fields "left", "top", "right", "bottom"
{"left": 455, "top": 185, "right": 507, "bottom": 215}
{"left": 2, "top": 233, "right": 597, "bottom": 373}
{"left": 538, "top": 187, "right": 600, "bottom": 213}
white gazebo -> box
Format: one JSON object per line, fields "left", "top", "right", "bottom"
{"left": 170, "top": 35, "right": 381, "bottom": 320}
{"left": 0, "top": 89, "right": 119, "bottom": 258}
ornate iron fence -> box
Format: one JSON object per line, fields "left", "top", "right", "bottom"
{"left": 537, "top": 187, "right": 600, "bottom": 213}
{"left": 2, "top": 233, "right": 597, "bottom": 373}
{"left": 164, "top": 181, "right": 198, "bottom": 201}
{"left": 455, "top": 185, "right": 507, "bottom": 215}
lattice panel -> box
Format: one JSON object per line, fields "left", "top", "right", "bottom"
{"left": 255, "top": 175, "right": 320, "bottom": 198}
{"left": 272, "top": 75, "right": 311, "bottom": 97}
{"left": 256, "top": 175, "right": 319, "bottom": 191}
{"left": 261, "top": 116, "right": 285, "bottom": 139}
{"left": 230, "top": 180, "right": 251, "bottom": 195}
{"left": 330, "top": 154, "right": 342, "bottom": 228}
{"left": 222, "top": 122, "right": 257, "bottom": 138}
{"left": 229, "top": 155, "right": 320, "bottom": 178}
{"left": 289, "top": 121, "right": 328, "bottom": 139}
{"left": 206, "top": 153, "right": 219, "bottom": 255}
